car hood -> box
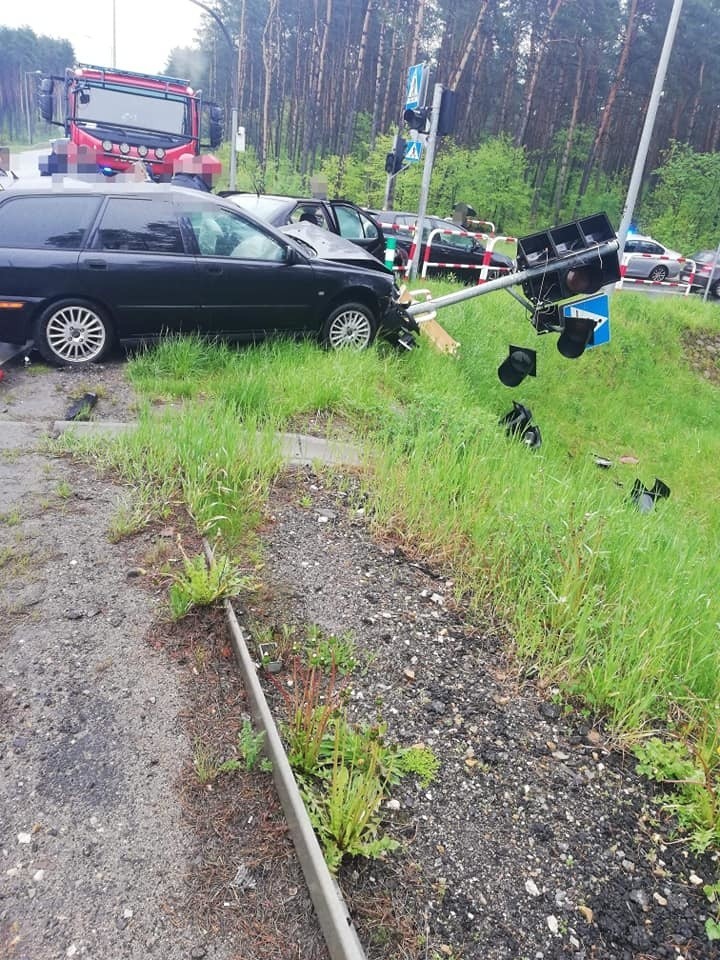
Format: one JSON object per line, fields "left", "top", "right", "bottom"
{"left": 280, "top": 222, "right": 391, "bottom": 274}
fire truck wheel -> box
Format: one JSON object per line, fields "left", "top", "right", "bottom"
{"left": 35, "top": 299, "right": 112, "bottom": 366}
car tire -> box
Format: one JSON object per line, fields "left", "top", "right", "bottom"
{"left": 648, "top": 265, "right": 668, "bottom": 282}
{"left": 322, "top": 302, "right": 377, "bottom": 350}
{"left": 35, "top": 299, "right": 112, "bottom": 366}
{"left": 710, "top": 279, "right": 720, "bottom": 299}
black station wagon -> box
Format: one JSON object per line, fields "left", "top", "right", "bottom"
{"left": 0, "top": 181, "right": 415, "bottom": 366}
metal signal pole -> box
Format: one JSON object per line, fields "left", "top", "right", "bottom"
{"left": 408, "top": 82, "right": 443, "bottom": 280}
{"left": 616, "top": 0, "right": 684, "bottom": 254}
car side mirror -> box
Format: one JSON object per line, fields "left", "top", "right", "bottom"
{"left": 39, "top": 77, "right": 55, "bottom": 123}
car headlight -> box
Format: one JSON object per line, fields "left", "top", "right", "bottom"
{"left": 119, "top": 142, "right": 130, "bottom": 155}
{"left": 154, "top": 147, "right": 166, "bottom": 160}
{"left": 137, "top": 144, "right": 148, "bottom": 157}
{"left": 101, "top": 139, "right": 113, "bottom": 152}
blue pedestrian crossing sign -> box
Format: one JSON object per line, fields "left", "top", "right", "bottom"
{"left": 562, "top": 293, "right": 610, "bottom": 348}
{"left": 404, "top": 139, "right": 423, "bottom": 163}
{"left": 405, "top": 63, "right": 425, "bottom": 109}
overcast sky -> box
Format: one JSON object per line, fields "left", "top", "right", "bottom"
{"left": 1, "top": 0, "right": 204, "bottom": 75}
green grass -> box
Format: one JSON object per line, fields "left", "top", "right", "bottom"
{"left": 55, "top": 290, "right": 720, "bottom": 846}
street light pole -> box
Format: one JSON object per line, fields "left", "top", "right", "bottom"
{"left": 187, "top": 0, "right": 240, "bottom": 189}
{"left": 24, "top": 71, "right": 42, "bottom": 144}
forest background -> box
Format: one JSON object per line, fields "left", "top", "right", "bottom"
{"left": 1, "top": 0, "right": 720, "bottom": 253}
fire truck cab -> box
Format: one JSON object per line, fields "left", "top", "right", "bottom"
{"left": 38, "top": 64, "right": 223, "bottom": 180}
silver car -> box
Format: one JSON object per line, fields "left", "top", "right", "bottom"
{"left": 623, "top": 235, "right": 683, "bottom": 282}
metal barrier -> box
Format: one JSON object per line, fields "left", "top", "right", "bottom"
{"left": 420, "top": 227, "right": 517, "bottom": 283}
{"left": 616, "top": 253, "right": 696, "bottom": 295}
{"left": 376, "top": 220, "right": 518, "bottom": 283}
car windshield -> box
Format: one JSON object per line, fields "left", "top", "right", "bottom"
{"left": 230, "top": 195, "right": 293, "bottom": 220}
{"left": 692, "top": 251, "right": 714, "bottom": 263}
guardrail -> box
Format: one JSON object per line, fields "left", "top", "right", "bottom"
{"left": 616, "top": 253, "right": 696, "bottom": 295}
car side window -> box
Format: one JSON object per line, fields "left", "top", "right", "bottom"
{"left": 335, "top": 205, "right": 364, "bottom": 240}
{"left": 359, "top": 212, "right": 379, "bottom": 239}
{"left": 95, "top": 197, "right": 184, "bottom": 253}
{"left": 0, "top": 195, "right": 101, "bottom": 249}
{"left": 443, "top": 233, "right": 474, "bottom": 253}
{"left": 292, "top": 204, "right": 329, "bottom": 229}
{"left": 184, "top": 206, "right": 286, "bottom": 261}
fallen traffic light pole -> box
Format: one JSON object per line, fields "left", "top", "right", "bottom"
{"left": 398, "top": 213, "right": 622, "bottom": 362}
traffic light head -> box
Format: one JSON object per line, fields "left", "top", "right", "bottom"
{"left": 403, "top": 107, "right": 430, "bottom": 132}
{"left": 384, "top": 138, "right": 406, "bottom": 175}
{"left": 516, "top": 213, "right": 621, "bottom": 305}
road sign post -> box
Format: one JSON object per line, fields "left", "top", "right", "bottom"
{"left": 383, "top": 63, "right": 427, "bottom": 210}
{"left": 408, "top": 82, "right": 443, "bottom": 281}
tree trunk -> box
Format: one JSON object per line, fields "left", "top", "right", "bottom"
{"left": 552, "top": 42, "right": 584, "bottom": 220}
{"left": 450, "top": 2, "right": 489, "bottom": 91}
{"left": 578, "top": 0, "right": 639, "bottom": 198}
{"left": 515, "top": 0, "right": 565, "bottom": 146}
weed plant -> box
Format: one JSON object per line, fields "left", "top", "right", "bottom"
{"left": 168, "top": 550, "right": 252, "bottom": 620}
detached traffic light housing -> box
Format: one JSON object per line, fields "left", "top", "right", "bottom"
{"left": 403, "top": 107, "right": 430, "bottom": 133}
{"left": 516, "top": 213, "right": 621, "bottom": 306}
{"left": 497, "top": 345, "right": 537, "bottom": 387}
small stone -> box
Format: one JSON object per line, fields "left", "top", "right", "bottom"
{"left": 403, "top": 668, "right": 416, "bottom": 681}
{"left": 629, "top": 888, "right": 649, "bottom": 911}
{"left": 123, "top": 908, "right": 133, "bottom": 919}
{"left": 539, "top": 702, "right": 561, "bottom": 720}
{"left": 17, "top": 832, "right": 32, "bottom": 845}
{"left": 33, "top": 869, "right": 45, "bottom": 883}
{"left": 190, "top": 948, "right": 207, "bottom": 959}
{"left": 688, "top": 872, "right": 703, "bottom": 885}
{"left": 525, "top": 879, "right": 541, "bottom": 897}
{"left": 653, "top": 892, "right": 668, "bottom": 906}
{"left": 386, "top": 799, "right": 401, "bottom": 811}
{"left": 546, "top": 914, "right": 559, "bottom": 934}
{"left": 578, "top": 904, "right": 594, "bottom": 923}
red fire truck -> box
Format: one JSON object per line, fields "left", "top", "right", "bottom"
{"left": 38, "top": 64, "right": 223, "bottom": 180}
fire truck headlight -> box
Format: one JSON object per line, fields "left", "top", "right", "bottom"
{"left": 137, "top": 144, "right": 148, "bottom": 157}
{"left": 102, "top": 140, "right": 113, "bottom": 152}
{"left": 154, "top": 147, "right": 166, "bottom": 160}
{"left": 119, "top": 142, "right": 131, "bottom": 155}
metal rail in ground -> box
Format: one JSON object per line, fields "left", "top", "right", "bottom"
{"left": 203, "top": 540, "right": 368, "bottom": 960}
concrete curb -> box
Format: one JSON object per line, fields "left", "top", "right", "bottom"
{"left": 51, "top": 421, "right": 365, "bottom": 467}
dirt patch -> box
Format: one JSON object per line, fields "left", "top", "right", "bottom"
{"left": 681, "top": 329, "right": 720, "bottom": 385}
{"left": 249, "top": 469, "right": 719, "bottom": 960}
{"left": 0, "top": 357, "right": 326, "bottom": 960}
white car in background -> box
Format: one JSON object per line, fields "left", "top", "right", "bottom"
{"left": 623, "top": 234, "right": 684, "bottom": 282}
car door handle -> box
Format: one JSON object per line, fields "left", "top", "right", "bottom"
{"left": 86, "top": 259, "right": 107, "bottom": 270}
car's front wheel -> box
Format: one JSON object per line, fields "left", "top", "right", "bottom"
{"left": 710, "top": 279, "right": 720, "bottom": 299}
{"left": 649, "top": 265, "right": 668, "bottom": 282}
{"left": 35, "top": 299, "right": 112, "bottom": 366}
{"left": 322, "top": 302, "right": 377, "bottom": 349}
